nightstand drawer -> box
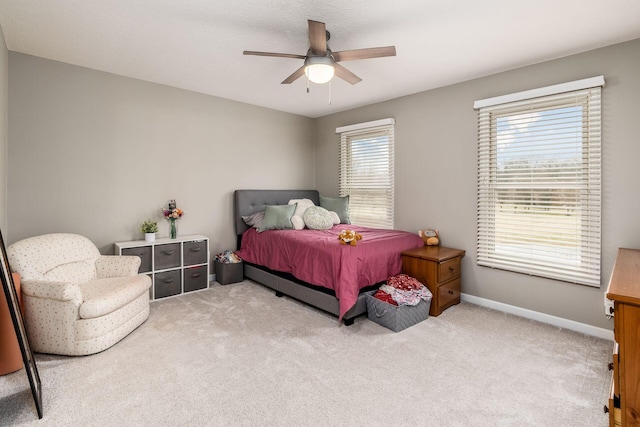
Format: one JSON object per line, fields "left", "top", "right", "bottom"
{"left": 183, "top": 240, "right": 207, "bottom": 265}
{"left": 437, "top": 278, "right": 460, "bottom": 310}
{"left": 438, "top": 257, "right": 461, "bottom": 283}
{"left": 122, "top": 246, "right": 152, "bottom": 273}
{"left": 154, "top": 243, "right": 180, "bottom": 270}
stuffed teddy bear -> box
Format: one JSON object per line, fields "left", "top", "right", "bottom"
{"left": 418, "top": 229, "right": 440, "bottom": 246}
{"left": 338, "top": 229, "right": 363, "bottom": 246}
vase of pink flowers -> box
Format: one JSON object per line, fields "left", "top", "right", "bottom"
{"left": 162, "top": 200, "right": 184, "bottom": 239}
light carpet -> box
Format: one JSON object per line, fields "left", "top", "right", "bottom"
{"left": 0, "top": 280, "right": 612, "bottom": 426}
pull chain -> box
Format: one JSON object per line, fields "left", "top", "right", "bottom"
{"left": 329, "top": 79, "right": 332, "bottom": 105}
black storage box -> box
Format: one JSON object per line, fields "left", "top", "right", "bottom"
{"left": 214, "top": 260, "right": 244, "bottom": 285}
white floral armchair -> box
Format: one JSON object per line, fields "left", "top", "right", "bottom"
{"left": 7, "top": 233, "right": 151, "bottom": 356}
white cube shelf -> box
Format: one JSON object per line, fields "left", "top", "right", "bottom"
{"left": 115, "top": 234, "right": 210, "bottom": 300}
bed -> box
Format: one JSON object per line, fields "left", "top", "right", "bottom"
{"left": 234, "top": 189, "right": 424, "bottom": 325}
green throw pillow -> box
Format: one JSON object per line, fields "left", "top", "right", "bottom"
{"left": 320, "top": 195, "right": 350, "bottom": 224}
{"left": 257, "top": 204, "right": 297, "bottom": 233}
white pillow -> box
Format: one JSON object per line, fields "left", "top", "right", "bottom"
{"left": 288, "top": 198, "right": 316, "bottom": 230}
{"left": 303, "top": 206, "right": 334, "bottom": 230}
{"left": 329, "top": 211, "right": 340, "bottom": 225}
{"left": 291, "top": 216, "right": 305, "bottom": 230}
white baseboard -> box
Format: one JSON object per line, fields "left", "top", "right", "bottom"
{"left": 460, "top": 293, "right": 614, "bottom": 341}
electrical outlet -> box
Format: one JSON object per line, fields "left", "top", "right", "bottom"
{"left": 604, "top": 294, "right": 615, "bottom": 317}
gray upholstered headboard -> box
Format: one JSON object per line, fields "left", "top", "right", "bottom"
{"left": 234, "top": 189, "right": 320, "bottom": 237}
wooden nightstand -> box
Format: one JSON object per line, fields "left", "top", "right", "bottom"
{"left": 401, "top": 246, "right": 465, "bottom": 316}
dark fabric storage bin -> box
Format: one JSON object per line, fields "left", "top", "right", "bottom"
{"left": 215, "top": 261, "right": 243, "bottom": 285}
{"left": 154, "top": 270, "right": 181, "bottom": 298}
{"left": 154, "top": 243, "right": 181, "bottom": 270}
{"left": 183, "top": 240, "right": 208, "bottom": 265}
{"left": 122, "top": 246, "right": 152, "bottom": 273}
{"left": 365, "top": 291, "right": 431, "bottom": 332}
{"left": 184, "top": 265, "right": 208, "bottom": 292}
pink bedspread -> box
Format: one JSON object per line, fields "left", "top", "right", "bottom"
{"left": 236, "top": 224, "right": 424, "bottom": 320}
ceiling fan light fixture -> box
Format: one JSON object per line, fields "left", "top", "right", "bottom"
{"left": 304, "top": 56, "right": 335, "bottom": 84}
{"left": 244, "top": 20, "right": 395, "bottom": 86}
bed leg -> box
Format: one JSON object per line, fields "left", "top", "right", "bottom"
{"left": 344, "top": 317, "right": 355, "bottom": 326}
{"left": 275, "top": 291, "right": 284, "bottom": 298}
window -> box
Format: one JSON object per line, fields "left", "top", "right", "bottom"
{"left": 475, "top": 77, "right": 603, "bottom": 286}
{"left": 336, "top": 118, "right": 395, "bottom": 229}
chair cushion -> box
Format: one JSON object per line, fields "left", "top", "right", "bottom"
{"left": 8, "top": 233, "right": 101, "bottom": 283}
{"left": 44, "top": 260, "right": 99, "bottom": 284}
{"left": 78, "top": 275, "right": 151, "bottom": 319}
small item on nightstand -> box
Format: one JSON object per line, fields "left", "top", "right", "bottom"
{"left": 418, "top": 229, "right": 439, "bottom": 246}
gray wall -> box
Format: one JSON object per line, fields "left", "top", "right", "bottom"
{"left": 315, "top": 38, "right": 640, "bottom": 330}
{"left": 6, "top": 39, "right": 640, "bottom": 329}
{"left": 0, "top": 28, "right": 7, "bottom": 232}
{"left": 7, "top": 53, "right": 315, "bottom": 254}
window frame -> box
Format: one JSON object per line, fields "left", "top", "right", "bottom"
{"left": 336, "top": 118, "right": 395, "bottom": 229}
{"left": 475, "top": 77, "right": 604, "bottom": 286}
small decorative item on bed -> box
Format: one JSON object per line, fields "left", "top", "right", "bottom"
{"left": 338, "top": 229, "right": 362, "bottom": 246}
{"left": 234, "top": 190, "right": 424, "bottom": 325}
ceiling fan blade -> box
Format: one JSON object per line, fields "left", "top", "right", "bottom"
{"left": 281, "top": 66, "right": 306, "bottom": 84}
{"left": 332, "top": 46, "right": 396, "bottom": 62}
{"left": 334, "top": 63, "right": 362, "bottom": 85}
{"left": 243, "top": 51, "right": 306, "bottom": 60}
{"left": 308, "top": 20, "right": 327, "bottom": 55}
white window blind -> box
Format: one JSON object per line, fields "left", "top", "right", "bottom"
{"left": 476, "top": 82, "right": 602, "bottom": 286}
{"left": 337, "top": 119, "right": 395, "bottom": 229}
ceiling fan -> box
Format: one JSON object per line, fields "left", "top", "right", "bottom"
{"left": 243, "top": 20, "right": 396, "bottom": 86}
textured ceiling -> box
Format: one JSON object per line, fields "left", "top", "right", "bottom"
{"left": 1, "top": 0, "right": 639, "bottom": 118}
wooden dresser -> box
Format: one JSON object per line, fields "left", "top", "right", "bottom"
{"left": 606, "top": 248, "right": 640, "bottom": 426}
{"left": 401, "top": 246, "right": 465, "bottom": 316}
